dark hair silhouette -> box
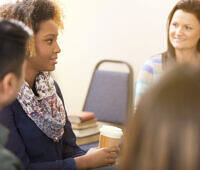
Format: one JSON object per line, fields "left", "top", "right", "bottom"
{"left": 120, "top": 64, "right": 200, "bottom": 170}
{"left": 0, "top": 19, "right": 31, "bottom": 80}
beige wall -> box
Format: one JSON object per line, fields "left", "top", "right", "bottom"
{"left": 54, "top": 0, "right": 179, "bottom": 114}
{"left": 0, "top": 0, "right": 178, "bottom": 114}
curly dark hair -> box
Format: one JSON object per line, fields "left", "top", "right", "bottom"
{"left": 0, "top": 0, "right": 64, "bottom": 57}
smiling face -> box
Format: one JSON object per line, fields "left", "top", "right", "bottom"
{"left": 28, "top": 19, "right": 61, "bottom": 72}
{"left": 169, "top": 10, "right": 200, "bottom": 51}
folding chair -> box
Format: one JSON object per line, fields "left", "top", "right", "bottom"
{"left": 79, "top": 59, "right": 134, "bottom": 153}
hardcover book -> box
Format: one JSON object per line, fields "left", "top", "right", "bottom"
{"left": 68, "top": 111, "right": 95, "bottom": 123}
{"left": 71, "top": 118, "right": 97, "bottom": 130}
{"left": 73, "top": 125, "right": 100, "bottom": 138}
{"left": 76, "top": 133, "right": 100, "bottom": 145}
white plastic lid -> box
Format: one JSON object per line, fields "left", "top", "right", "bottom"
{"left": 100, "top": 125, "right": 123, "bottom": 138}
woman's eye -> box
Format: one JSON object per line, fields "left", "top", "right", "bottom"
{"left": 46, "top": 39, "right": 53, "bottom": 44}
{"left": 172, "top": 23, "right": 178, "bottom": 27}
{"left": 185, "top": 25, "right": 192, "bottom": 30}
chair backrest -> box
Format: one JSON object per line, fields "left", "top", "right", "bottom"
{"left": 82, "top": 59, "right": 134, "bottom": 124}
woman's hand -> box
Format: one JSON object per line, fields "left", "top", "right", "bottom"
{"left": 87, "top": 147, "right": 119, "bottom": 168}
{"left": 75, "top": 146, "right": 120, "bottom": 170}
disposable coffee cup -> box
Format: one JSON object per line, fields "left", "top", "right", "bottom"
{"left": 99, "top": 125, "right": 123, "bottom": 148}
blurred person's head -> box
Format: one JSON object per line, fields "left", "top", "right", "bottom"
{"left": 120, "top": 64, "right": 200, "bottom": 170}
{"left": 0, "top": 0, "right": 64, "bottom": 74}
{"left": 0, "top": 19, "right": 31, "bottom": 109}
{"left": 166, "top": 0, "right": 200, "bottom": 59}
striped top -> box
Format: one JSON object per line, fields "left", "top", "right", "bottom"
{"left": 135, "top": 54, "right": 163, "bottom": 107}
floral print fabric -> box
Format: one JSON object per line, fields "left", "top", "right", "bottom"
{"left": 17, "top": 72, "right": 66, "bottom": 142}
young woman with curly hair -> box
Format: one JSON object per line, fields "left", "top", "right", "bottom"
{"left": 0, "top": 0, "right": 119, "bottom": 170}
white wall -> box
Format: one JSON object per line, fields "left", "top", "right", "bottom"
{"left": 1, "top": 0, "right": 178, "bottom": 114}
{"left": 0, "top": 0, "right": 16, "bottom": 5}
{"left": 54, "top": 0, "right": 179, "bottom": 114}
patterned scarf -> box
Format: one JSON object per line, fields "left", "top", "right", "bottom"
{"left": 17, "top": 72, "right": 66, "bottom": 142}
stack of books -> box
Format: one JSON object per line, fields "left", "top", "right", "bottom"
{"left": 68, "top": 111, "right": 100, "bottom": 145}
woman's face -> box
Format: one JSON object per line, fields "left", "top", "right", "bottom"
{"left": 29, "top": 19, "right": 61, "bottom": 72}
{"left": 169, "top": 10, "right": 200, "bottom": 51}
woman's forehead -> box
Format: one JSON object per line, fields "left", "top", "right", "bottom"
{"left": 36, "top": 20, "right": 58, "bottom": 36}
{"left": 172, "top": 10, "right": 199, "bottom": 25}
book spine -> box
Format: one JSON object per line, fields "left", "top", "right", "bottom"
{"left": 80, "top": 114, "right": 95, "bottom": 122}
